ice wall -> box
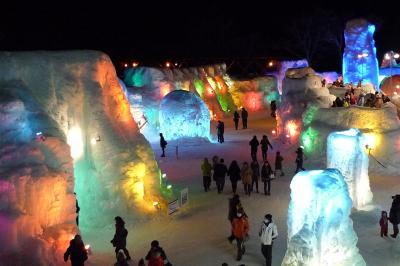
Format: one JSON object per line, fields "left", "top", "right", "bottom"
{"left": 282, "top": 169, "right": 366, "bottom": 266}
{"left": 159, "top": 90, "right": 210, "bottom": 140}
{"left": 0, "top": 51, "right": 163, "bottom": 231}
{"left": 343, "top": 19, "right": 379, "bottom": 87}
{"left": 276, "top": 59, "right": 308, "bottom": 94}
{"left": 327, "top": 129, "right": 373, "bottom": 210}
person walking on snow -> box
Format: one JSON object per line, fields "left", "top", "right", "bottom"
{"left": 380, "top": 210, "right": 389, "bottom": 237}
{"left": 261, "top": 161, "right": 273, "bottom": 195}
{"left": 231, "top": 208, "right": 249, "bottom": 261}
{"left": 233, "top": 110, "right": 240, "bottom": 130}
{"left": 201, "top": 158, "right": 212, "bottom": 192}
{"left": 159, "top": 133, "right": 167, "bottom": 157}
{"left": 241, "top": 162, "right": 252, "bottom": 196}
{"left": 110, "top": 216, "right": 131, "bottom": 260}
{"left": 274, "top": 151, "right": 284, "bottom": 177}
{"left": 270, "top": 100, "right": 277, "bottom": 118}
{"left": 259, "top": 214, "right": 278, "bottom": 266}
{"left": 145, "top": 240, "right": 172, "bottom": 266}
{"left": 217, "top": 121, "right": 224, "bottom": 143}
{"left": 250, "top": 160, "right": 260, "bottom": 193}
{"left": 249, "top": 136, "right": 260, "bottom": 161}
{"left": 214, "top": 158, "right": 228, "bottom": 194}
{"left": 228, "top": 194, "right": 241, "bottom": 242}
{"left": 295, "top": 146, "right": 305, "bottom": 173}
{"left": 228, "top": 160, "right": 241, "bottom": 194}
{"left": 64, "top": 235, "right": 88, "bottom": 266}
{"left": 241, "top": 107, "right": 248, "bottom": 129}
{"left": 260, "top": 135, "right": 273, "bottom": 161}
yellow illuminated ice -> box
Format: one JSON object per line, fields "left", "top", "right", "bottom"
{"left": 67, "top": 126, "right": 84, "bottom": 160}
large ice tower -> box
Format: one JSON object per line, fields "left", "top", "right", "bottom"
{"left": 282, "top": 169, "right": 366, "bottom": 266}
{"left": 343, "top": 19, "right": 379, "bottom": 87}
{"left": 327, "top": 128, "right": 373, "bottom": 210}
{"left": 159, "top": 90, "right": 211, "bottom": 140}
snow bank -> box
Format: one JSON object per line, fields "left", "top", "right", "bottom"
{"left": 282, "top": 169, "right": 366, "bottom": 266}
{"left": 0, "top": 51, "right": 163, "bottom": 264}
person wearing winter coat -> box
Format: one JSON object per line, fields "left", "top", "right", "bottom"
{"left": 212, "top": 155, "right": 219, "bottom": 185}
{"left": 111, "top": 216, "right": 131, "bottom": 260}
{"left": 145, "top": 240, "right": 171, "bottom": 266}
{"left": 261, "top": 161, "right": 273, "bottom": 195}
{"left": 270, "top": 100, "right": 277, "bottom": 118}
{"left": 241, "top": 162, "right": 252, "bottom": 196}
{"left": 201, "top": 158, "right": 212, "bottom": 192}
{"left": 259, "top": 214, "right": 278, "bottom": 266}
{"left": 295, "top": 147, "right": 305, "bottom": 174}
{"left": 159, "top": 133, "right": 167, "bottom": 157}
{"left": 250, "top": 160, "right": 260, "bottom": 193}
{"left": 241, "top": 107, "right": 248, "bottom": 129}
{"left": 231, "top": 208, "right": 249, "bottom": 261}
{"left": 228, "top": 160, "right": 241, "bottom": 194}
{"left": 228, "top": 195, "right": 241, "bottom": 242}
{"left": 217, "top": 121, "right": 224, "bottom": 143}
{"left": 114, "top": 250, "right": 129, "bottom": 266}
{"left": 64, "top": 235, "right": 88, "bottom": 266}
{"left": 274, "top": 151, "right": 284, "bottom": 177}
{"left": 233, "top": 110, "right": 240, "bottom": 130}
{"left": 214, "top": 158, "right": 228, "bottom": 194}
{"left": 249, "top": 136, "right": 260, "bottom": 161}
{"left": 389, "top": 194, "right": 400, "bottom": 238}
{"left": 260, "top": 135, "right": 273, "bottom": 161}
{"left": 380, "top": 210, "right": 389, "bottom": 237}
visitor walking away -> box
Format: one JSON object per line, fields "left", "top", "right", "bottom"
{"left": 241, "top": 107, "right": 248, "bottom": 129}
{"left": 389, "top": 194, "right": 400, "bottom": 238}
{"left": 214, "top": 158, "right": 228, "bottom": 194}
{"left": 64, "top": 235, "right": 88, "bottom": 266}
{"left": 228, "top": 194, "right": 241, "bottom": 242}
{"left": 274, "top": 151, "right": 284, "bottom": 177}
{"left": 228, "top": 160, "right": 241, "bottom": 194}
{"left": 295, "top": 146, "right": 305, "bottom": 174}
{"left": 114, "top": 250, "right": 129, "bottom": 266}
{"left": 379, "top": 210, "right": 389, "bottom": 237}
{"left": 250, "top": 160, "right": 260, "bottom": 193}
{"left": 241, "top": 162, "right": 252, "bottom": 196}
{"left": 159, "top": 133, "right": 167, "bottom": 157}
{"left": 111, "top": 216, "right": 131, "bottom": 260}
{"left": 249, "top": 136, "right": 260, "bottom": 161}
{"left": 201, "top": 158, "right": 212, "bottom": 192}
{"left": 261, "top": 161, "right": 273, "bottom": 195}
{"left": 217, "top": 121, "right": 223, "bottom": 143}
{"left": 259, "top": 214, "right": 278, "bottom": 266}
{"left": 145, "top": 240, "right": 172, "bottom": 266}
{"left": 231, "top": 208, "right": 249, "bottom": 261}
{"left": 270, "top": 101, "right": 277, "bottom": 118}
{"left": 74, "top": 192, "right": 80, "bottom": 226}
{"left": 260, "top": 135, "right": 273, "bottom": 161}
{"left": 233, "top": 110, "right": 240, "bottom": 130}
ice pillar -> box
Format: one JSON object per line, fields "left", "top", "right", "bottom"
{"left": 343, "top": 19, "right": 379, "bottom": 88}
{"left": 327, "top": 128, "right": 373, "bottom": 210}
{"left": 282, "top": 169, "right": 366, "bottom": 266}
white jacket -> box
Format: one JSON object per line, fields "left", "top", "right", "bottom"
{"left": 259, "top": 221, "right": 278, "bottom": 245}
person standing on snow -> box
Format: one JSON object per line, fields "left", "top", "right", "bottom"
{"left": 260, "top": 135, "right": 273, "bottom": 161}
{"left": 379, "top": 210, "right": 389, "bottom": 237}
{"left": 241, "top": 107, "right": 248, "bottom": 129}
{"left": 250, "top": 160, "right": 260, "bottom": 193}
{"left": 201, "top": 158, "right": 212, "bottom": 192}
{"left": 295, "top": 146, "right": 305, "bottom": 173}
{"left": 231, "top": 208, "right": 249, "bottom": 261}
{"left": 159, "top": 133, "right": 167, "bottom": 157}
{"left": 259, "top": 214, "right": 278, "bottom": 266}
{"left": 228, "top": 160, "right": 241, "bottom": 194}
{"left": 270, "top": 100, "right": 277, "bottom": 118}
{"left": 110, "top": 216, "right": 131, "bottom": 260}
{"left": 261, "top": 160, "right": 273, "bottom": 195}
{"left": 249, "top": 136, "right": 260, "bottom": 161}
{"left": 389, "top": 194, "right": 400, "bottom": 238}
{"left": 233, "top": 110, "right": 240, "bottom": 130}
{"left": 64, "top": 235, "right": 88, "bottom": 266}
{"left": 217, "top": 121, "right": 223, "bottom": 143}
{"left": 241, "top": 162, "right": 252, "bottom": 196}
{"left": 214, "top": 158, "right": 228, "bottom": 194}
{"left": 274, "top": 151, "right": 284, "bottom": 177}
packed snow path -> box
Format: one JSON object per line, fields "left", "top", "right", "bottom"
{"left": 84, "top": 111, "right": 400, "bottom": 266}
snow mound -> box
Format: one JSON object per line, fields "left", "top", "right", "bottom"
{"left": 282, "top": 169, "right": 366, "bottom": 266}
{"left": 159, "top": 90, "right": 211, "bottom": 140}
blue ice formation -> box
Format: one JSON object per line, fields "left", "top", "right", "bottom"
{"left": 327, "top": 128, "right": 373, "bottom": 210}
{"left": 282, "top": 169, "right": 366, "bottom": 266}
{"left": 159, "top": 90, "right": 210, "bottom": 140}
{"left": 343, "top": 19, "right": 379, "bottom": 88}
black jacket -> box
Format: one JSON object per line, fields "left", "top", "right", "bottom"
{"left": 249, "top": 138, "right": 259, "bottom": 149}
{"left": 64, "top": 239, "right": 88, "bottom": 265}
{"left": 228, "top": 163, "right": 241, "bottom": 182}
{"left": 214, "top": 163, "right": 228, "bottom": 178}
{"left": 111, "top": 226, "right": 128, "bottom": 248}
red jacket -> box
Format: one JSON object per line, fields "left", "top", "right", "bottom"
{"left": 148, "top": 256, "right": 164, "bottom": 266}
{"left": 232, "top": 216, "right": 249, "bottom": 239}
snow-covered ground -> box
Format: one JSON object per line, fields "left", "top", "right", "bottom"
{"left": 83, "top": 111, "right": 400, "bottom": 266}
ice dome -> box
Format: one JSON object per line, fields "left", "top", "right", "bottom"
{"left": 159, "top": 90, "right": 211, "bottom": 140}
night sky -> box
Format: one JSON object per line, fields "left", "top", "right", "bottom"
{"left": 1, "top": 1, "right": 399, "bottom": 73}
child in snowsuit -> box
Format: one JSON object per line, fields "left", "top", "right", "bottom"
{"left": 380, "top": 210, "right": 389, "bottom": 237}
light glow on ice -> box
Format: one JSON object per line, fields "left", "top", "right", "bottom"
{"left": 67, "top": 126, "right": 84, "bottom": 160}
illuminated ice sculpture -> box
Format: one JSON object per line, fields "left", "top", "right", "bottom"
{"left": 282, "top": 169, "right": 366, "bottom": 266}
{"left": 159, "top": 90, "right": 211, "bottom": 140}
{"left": 327, "top": 128, "right": 373, "bottom": 210}
{"left": 343, "top": 19, "right": 379, "bottom": 87}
